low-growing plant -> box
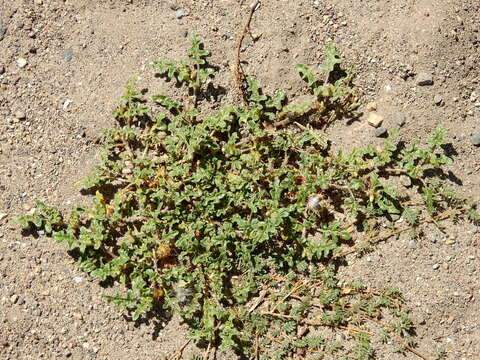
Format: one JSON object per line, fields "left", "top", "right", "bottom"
{"left": 17, "top": 36, "right": 478, "bottom": 359}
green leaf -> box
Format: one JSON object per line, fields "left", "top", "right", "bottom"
{"left": 321, "top": 42, "right": 342, "bottom": 76}
{"left": 296, "top": 64, "right": 317, "bottom": 87}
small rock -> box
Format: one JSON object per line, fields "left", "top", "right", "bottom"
{"left": 392, "top": 112, "right": 406, "bottom": 127}
{"left": 175, "top": 9, "right": 188, "bottom": 19}
{"left": 366, "top": 102, "right": 377, "bottom": 111}
{"left": 17, "top": 297, "right": 25, "bottom": 305}
{"left": 73, "top": 276, "right": 83, "bottom": 283}
{"left": 17, "top": 58, "right": 28, "bottom": 68}
{"left": 0, "top": 21, "right": 6, "bottom": 41}
{"left": 445, "top": 238, "right": 456, "bottom": 245}
{"left": 63, "top": 99, "right": 72, "bottom": 110}
{"left": 15, "top": 110, "right": 26, "bottom": 120}
{"left": 367, "top": 112, "right": 383, "bottom": 128}
{"left": 10, "top": 294, "right": 18, "bottom": 304}
{"left": 375, "top": 127, "right": 388, "bottom": 138}
{"left": 0, "top": 213, "right": 7, "bottom": 221}
{"left": 434, "top": 95, "right": 443, "bottom": 105}
{"left": 63, "top": 49, "right": 73, "bottom": 61}
{"left": 470, "top": 133, "right": 480, "bottom": 146}
{"left": 0, "top": 66, "right": 4, "bottom": 75}
{"left": 432, "top": 263, "right": 440, "bottom": 270}
{"left": 34, "top": 0, "right": 43, "bottom": 4}
{"left": 399, "top": 175, "right": 411, "bottom": 187}
{"left": 408, "top": 240, "right": 418, "bottom": 249}
{"left": 416, "top": 73, "right": 433, "bottom": 86}
{"left": 122, "top": 168, "right": 132, "bottom": 175}
{"left": 447, "top": 316, "right": 455, "bottom": 325}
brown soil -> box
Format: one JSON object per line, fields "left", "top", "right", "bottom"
{"left": 0, "top": 0, "right": 478, "bottom": 359}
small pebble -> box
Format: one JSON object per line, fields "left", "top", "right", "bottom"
{"left": 17, "top": 58, "right": 28, "bottom": 68}
{"left": 408, "top": 240, "right": 418, "bottom": 249}
{"left": 10, "top": 294, "right": 18, "bottom": 304}
{"left": 366, "top": 102, "right": 377, "bottom": 111}
{"left": 445, "top": 238, "right": 456, "bottom": 245}
{"left": 122, "top": 168, "right": 132, "bottom": 175}
{"left": 392, "top": 112, "right": 406, "bottom": 127}
{"left": 367, "top": 112, "right": 383, "bottom": 128}
{"left": 470, "top": 133, "right": 480, "bottom": 146}
{"left": 175, "top": 9, "right": 187, "bottom": 19}
{"left": 0, "top": 65, "right": 5, "bottom": 75}
{"left": 0, "top": 21, "right": 6, "bottom": 41}
{"left": 63, "top": 49, "right": 73, "bottom": 61}
{"left": 63, "top": 99, "right": 72, "bottom": 110}
{"left": 416, "top": 73, "right": 434, "bottom": 86}
{"left": 399, "top": 175, "right": 411, "bottom": 187}
{"left": 0, "top": 213, "right": 7, "bottom": 221}
{"left": 375, "top": 127, "right": 388, "bottom": 138}
{"left": 432, "top": 263, "right": 440, "bottom": 270}
{"left": 15, "top": 110, "right": 26, "bottom": 120}
{"left": 434, "top": 95, "right": 443, "bottom": 105}
{"left": 17, "top": 297, "right": 25, "bottom": 305}
{"left": 73, "top": 276, "right": 83, "bottom": 283}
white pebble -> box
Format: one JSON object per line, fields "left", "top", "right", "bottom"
{"left": 17, "top": 58, "right": 28, "bottom": 68}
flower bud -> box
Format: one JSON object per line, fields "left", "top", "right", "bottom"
{"left": 307, "top": 195, "right": 321, "bottom": 210}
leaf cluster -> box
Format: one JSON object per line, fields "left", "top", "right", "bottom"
{"left": 17, "top": 37, "right": 478, "bottom": 359}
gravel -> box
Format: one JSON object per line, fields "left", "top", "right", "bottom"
{"left": 434, "top": 95, "right": 443, "bottom": 105}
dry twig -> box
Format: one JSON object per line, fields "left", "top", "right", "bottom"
{"left": 261, "top": 311, "right": 372, "bottom": 335}
{"left": 333, "top": 208, "right": 460, "bottom": 259}
{"left": 166, "top": 339, "right": 192, "bottom": 360}
{"left": 234, "top": 1, "right": 261, "bottom": 102}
